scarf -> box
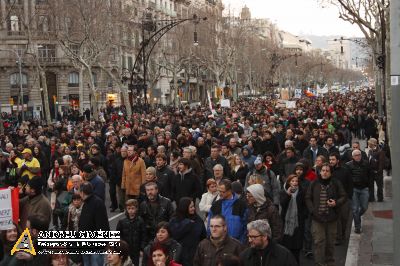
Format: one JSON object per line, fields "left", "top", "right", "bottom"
{"left": 128, "top": 155, "right": 138, "bottom": 163}
{"left": 284, "top": 188, "right": 299, "bottom": 236}
{"left": 318, "top": 184, "right": 329, "bottom": 216}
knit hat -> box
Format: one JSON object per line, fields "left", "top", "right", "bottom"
{"left": 231, "top": 181, "right": 243, "bottom": 195}
{"left": 27, "top": 176, "right": 43, "bottom": 194}
{"left": 246, "top": 184, "right": 266, "bottom": 206}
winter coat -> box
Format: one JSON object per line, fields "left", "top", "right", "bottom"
{"left": 19, "top": 194, "right": 52, "bottom": 229}
{"left": 245, "top": 167, "right": 280, "bottom": 206}
{"left": 280, "top": 184, "right": 308, "bottom": 250}
{"left": 247, "top": 198, "right": 283, "bottom": 241}
{"left": 78, "top": 194, "right": 110, "bottom": 231}
{"left": 121, "top": 157, "right": 146, "bottom": 196}
{"left": 116, "top": 213, "right": 147, "bottom": 258}
{"left": 172, "top": 169, "right": 202, "bottom": 202}
{"left": 345, "top": 160, "right": 371, "bottom": 189}
{"left": 139, "top": 195, "right": 174, "bottom": 240}
{"left": 230, "top": 165, "right": 249, "bottom": 185}
{"left": 114, "top": 154, "right": 125, "bottom": 186}
{"left": 240, "top": 240, "right": 298, "bottom": 266}
{"left": 156, "top": 165, "right": 175, "bottom": 200}
{"left": 302, "top": 146, "right": 329, "bottom": 164}
{"left": 259, "top": 138, "right": 280, "bottom": 156}
{"left": 169, "top": 215, "right": 207, "bottom": 266}
{"left": 193, "top": 235, "right": 244, "bottom": 266}
{"left": 199, "top": 191, "right": 218, "bottom": 214}
{"left": 204, "top": 156, "right": 230, "bottom": 179}
{"left": 305, "top": 177, "right": 347, "bottom": 223}
{"left": 85, "top": 171, "right": 105, "bottom": 201}
{"left": 207, "top": 194, "right": 248, "bottom": 243}
{"left": 331, "top": 165, "right": 353, "bottom": 199}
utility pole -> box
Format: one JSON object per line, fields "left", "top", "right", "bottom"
{"left": 390, "top": 0, "right": 400, "bottom": 264}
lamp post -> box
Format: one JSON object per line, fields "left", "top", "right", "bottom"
{"left": 129, "top": 11, "right": 207, "bottom": 110}
{"left": 0, "top": 48, "right": 25, "bottom": 121}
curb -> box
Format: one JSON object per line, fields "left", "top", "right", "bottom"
{"left": 345, "top": 220, "right": 361, "bottom": 266}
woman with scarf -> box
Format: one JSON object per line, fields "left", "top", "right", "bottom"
{"left": 280, "top": 174, "right": 308, "bottom": 264}
{"left": 169, "top": 197, "right": 206, "bottom": 266}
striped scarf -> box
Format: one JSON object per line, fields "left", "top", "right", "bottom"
{"left": 318, "top": 185, "right": 329, "bottom": 216}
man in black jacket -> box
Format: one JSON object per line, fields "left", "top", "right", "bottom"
{"left": 329, "top": 153, "right": 353, "bottom": 244}
{"left": 172, "top": 158, "right": 202, "bottom": 203}
{"left": 303, "top": 136, "right": 329, "bottom": 166}
{"left": 139, "top": 181, "right": 174, "bottom": 241}
{"left": 240, "top": 219, "right": 297, "bottom": 266}
{"left": 155, "top": 153, "right": 174, "bottom": 200}
{"left": 346, "top": 149, "right": 371, "bottom": 234}
{"left": 305, "top": 163, "right": 346, "bottom": 266}
{"left": 78, "top": 182, "right": 110, "bottom": 266}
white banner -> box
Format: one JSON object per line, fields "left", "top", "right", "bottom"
{"left": 294, "top": 89, "right": 302, "bottom": 99}
{"left": 286, "top": 101, "right": 297, "bottom": 109}
{"left": 221, "top": 99, "right": 231, "bottom": 108}
{"left": 0, "top": 189, "right": 13, "bottom": 230}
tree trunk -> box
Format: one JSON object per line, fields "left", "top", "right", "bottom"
{"left": 86, "top": 68, "right": 99, "bottom": 120}
{"left": 39, "top": 70, "right": 52, "bottom": 124}
{"left": 79, "top": 67, "right": 85, "bottom": 113}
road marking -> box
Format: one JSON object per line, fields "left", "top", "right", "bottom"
{"left": 108, "top": 212, "right": 124, "bottom": 222}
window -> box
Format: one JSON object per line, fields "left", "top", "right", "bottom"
{"left": 92, "top": 72, "right": 97, "bottom": 87}
{"left": 68, "top": 72, "right": 79, "bottom": 87}
{"left": 36, "top": 0, "right": 47, "bottom": 4}
{"left": 38, "top": 15, "right": 49, "bottom": 32}
{"left": 10, "top": 15, "right": 20, "bottom": 32}
{"left": 7, "top": 0, "right": 22, "bottom": 4}
{"left": 122, "top": 55, "right": 126, "bottom": 69}
{"left": 69, "top": 44, "right": 80, "bottom": 56}
{"left": 38, "top": 44, "right": 56, "bottom": 62}
{"left": 127, "top": 56, "right": 133, "bottom": 70}
{"left": 10, "top": 73, "right": 28, "bottom": 88}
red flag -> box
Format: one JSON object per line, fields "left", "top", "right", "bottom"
{"left": 11, "top": 188, "right": 19, "bottom": 224}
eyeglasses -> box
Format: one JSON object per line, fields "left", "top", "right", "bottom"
{"left": 247, "top": 234, "right": 263, "bottom": 239}
{"left": 209, "top": 225, "right": 224, "bottom": 228}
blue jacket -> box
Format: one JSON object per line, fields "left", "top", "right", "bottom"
{"left": 87, "top": 172, "right": 106, "bottom": 201}
{"left": 241, "top": 146, "right": 256, "bottom": 171}
{"left": 207, "top": 193, "right": 248, "bottom": 243}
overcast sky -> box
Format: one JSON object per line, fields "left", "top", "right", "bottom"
{"left": 222, "top": 0, "right": 363, "bottom": 37}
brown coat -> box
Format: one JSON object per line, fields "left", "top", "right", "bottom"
{"left": 19, "top": 194, "right": 52, "bottom": 229}
{"left": 121, "top": 157, "right": 146, "bottom": 196}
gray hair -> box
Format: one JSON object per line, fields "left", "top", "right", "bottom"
{"left": 352, "top": 149, "right": 361, "bottom": 156}
{"left": 247, "top": 220, "right": 272, "bottom": 238}
{"left": 63, "top": 155, "right": 73, "bottom": 164}
{"left": 284, "top": 140, "right": 293, "bottom": 148}
{"left": 213, "top": 164, "right": 223, "bottom": 171}
{"left": 183, "top": 147, "right": 192, "bottom": 154}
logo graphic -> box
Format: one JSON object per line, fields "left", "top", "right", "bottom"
{"left": 11, "top": 228, "right": 36, "bottom": 256}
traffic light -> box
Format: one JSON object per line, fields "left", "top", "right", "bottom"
{"left": 376, "top": 55, "right": 385, "bottom": 69}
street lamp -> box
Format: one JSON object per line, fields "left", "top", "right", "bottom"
{"left": 129, "top": 11, "right": 207, "bottom": 109}
{"left": 0, "top": 48, "right": 25, "bottom": 121}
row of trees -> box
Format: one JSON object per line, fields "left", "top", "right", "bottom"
{"left": 4, "top": 0, "right": 364, "bottom": 122}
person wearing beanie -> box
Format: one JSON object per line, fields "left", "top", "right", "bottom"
{"left": 19, "top": 176, "right": 52, "bottom": 229}
{"left": 246, "top": 184, "right": 282, "bottom": 241}
{"left": 245, "top": 157, "right": 280, "bottom": 206}
{"left": 82, "top": 163, "right": 105, "bottom": 201}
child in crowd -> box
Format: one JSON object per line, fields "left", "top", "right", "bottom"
{"left": 116, "top": 199, "right": 147, "bottom": 266}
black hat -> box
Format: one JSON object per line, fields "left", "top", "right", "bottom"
{"left": 27, "top": 176, "right": 43, "bottom": 193}
{"left": 82, "top": 164, "right": 93, "bottom": 174}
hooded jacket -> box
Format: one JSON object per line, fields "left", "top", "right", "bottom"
{"left": 207, "top": 194, "right": 248, "bottom": 243}
{"left": 241, "top": 145, "right": 256, "bottom": 171}
{"left": 172, "top": 168, "right": 202, "bottom": 202}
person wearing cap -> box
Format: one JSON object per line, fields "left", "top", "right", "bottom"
{"left": 245, "top": 156, "right": 280, "bottom": 206}
{"left": 81, "top": 164, "right": 105, "bottom": 201}
{"left": 19, "top": 176, "right": 52, "bottom": 229}
{"left": 246, "top": 184, "right": 282, "bottom": 241}
{"left": 17, "top": 148, "right": 41, "bottom": 180}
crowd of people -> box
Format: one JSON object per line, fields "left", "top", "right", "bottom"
{"left": 0, "top": 89, "right": 391, "bottom": 266}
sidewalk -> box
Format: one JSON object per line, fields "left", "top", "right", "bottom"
{"left": 345, "top": 175, "right": 393, "bottom": 266}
